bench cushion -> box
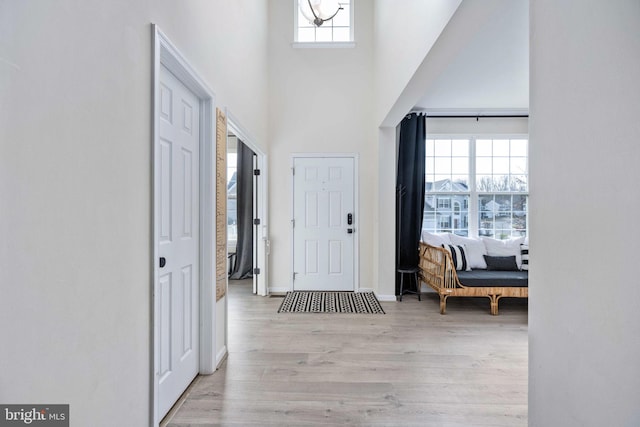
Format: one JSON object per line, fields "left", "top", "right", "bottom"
{"left": 456, "top": 270, "right": 528, "bottom": 288}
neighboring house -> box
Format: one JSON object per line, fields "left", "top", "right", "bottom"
{"left": 423, "top": 178, "right": 528, "bottom": 238}
{"left": 482, "top": 199, "right": 501, "bottom": 217}
{"left": 423, "top": 179, "right": 470, "bottom": 235}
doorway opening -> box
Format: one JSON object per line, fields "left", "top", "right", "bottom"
{"left": 226, "top": 133, "right": 256, "bottom": 289}
{"left": 226, "top": 114, "right": 268, "bottom": 296}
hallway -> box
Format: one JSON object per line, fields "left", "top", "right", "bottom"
{"left": 163, "top": 283, "right": 527, "bottom": 426}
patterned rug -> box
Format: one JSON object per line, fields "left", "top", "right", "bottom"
{"left": 277, "top": 291, "right": 385, "bottom": 314}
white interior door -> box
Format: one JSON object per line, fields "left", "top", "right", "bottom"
{"left": 157, "top": 65, "right": 200, "bottom": 419}
{"left": 293, "top": 157, "right": 355, "bottom": 291}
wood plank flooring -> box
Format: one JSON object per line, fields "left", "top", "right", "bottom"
{"left": 163, "top": 280, "right": 528, "bottom": 426}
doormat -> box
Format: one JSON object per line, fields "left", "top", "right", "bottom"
{"left": 277, "top": 291, "right": 385, "bottom": 314}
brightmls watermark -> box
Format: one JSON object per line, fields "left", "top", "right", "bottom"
{"left": 0, "top": 405, "right": 68, "bottom": 426}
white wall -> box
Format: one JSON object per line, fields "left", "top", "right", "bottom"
{"left": 0, "top": 1, "right": 268, "bottom": 425}
{"left": 373, "top": 0, "right": 462, "bottom": 125}
{"left": 417, "top": 0, "right": 528, "bottom": 112}
{"left": 371, "top": 1, "right": 463, "bottom": 298}
{"left": 529, "top": 1, "right": 640, "bottom": 426}
{"left": 267, "top": 0, "right": 376, "bottom": 293}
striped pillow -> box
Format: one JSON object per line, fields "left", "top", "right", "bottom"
{"left": 520, "top": 244, "right": 529, "bottom": 271}
{"left": 442, "top": 244, "right": 471, "bottom": 271}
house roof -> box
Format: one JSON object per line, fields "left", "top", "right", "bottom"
{"left": 425, "top": 179, "right": 469, "bottom": 193}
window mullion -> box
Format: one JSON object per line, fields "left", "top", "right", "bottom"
{"left": 469, "top": 136, "right": 479, "bottom": 238}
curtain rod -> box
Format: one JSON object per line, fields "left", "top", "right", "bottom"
{"left": 407, "top": 112, "right": 529, "bottom": 120}
{"left": 429, "top": 115, "right": 528, "bottom": 119}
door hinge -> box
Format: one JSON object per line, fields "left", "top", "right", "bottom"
{"left": 291, "top": 219, "right": 295, "bottom": 228}
{"left": 291, "top": 167, "right": 295, "bottom": 175}
{"left": 253, "top": 218, "right": 261, "bottom": 225}
{"left": 253, "top": 169, "right": 261, "bottom": 176}
{"left": 293, "top": 272, "right": 298, "bottom": 281}
{"left": 253, "top": 268, "right": 261, "bottom": 275}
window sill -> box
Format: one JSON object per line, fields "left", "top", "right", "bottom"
{"left": 291, "top": 41, "right": 356, "bottom": 49}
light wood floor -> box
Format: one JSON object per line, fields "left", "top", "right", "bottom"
{"left": 163, "top": 280, "right": 528, "bottom": 426}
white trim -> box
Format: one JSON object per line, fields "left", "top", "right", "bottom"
{"left": 375, "top": 294, "right": 398, "bottom": 302}
{"left": 291, "top": 42, "right": 356, "bottom": 49}
{"left": 227, "top": 112, "right": 262, "bottom": 156}
{"left": 152, "top": 24, "right": 217, "bottom": 427}
{"left": 290, "top": 153, "right": 360, "bottom": 292}
{"left": 268, "top": 286, "right": 290, "bottom": 294}
{"left": 215, "top": 346, "right": 228, "bottom": 367}
{"left": 469, "top": 135, "right": 478, "bottom": 237}
{"left": 227, "top": 112, "right": 269, "bottom": 297}
{"left": 426, "top": 133, "right": 529, "bottom": 139}
{"left": 417, "top": 108, "right": 529, "bottom": 117}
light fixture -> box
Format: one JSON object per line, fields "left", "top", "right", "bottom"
{"left": 299, "top": 0, "right": 343, "bottom": 27}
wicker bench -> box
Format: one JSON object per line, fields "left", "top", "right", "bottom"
{"left": 419, "top": 242, "right": 528, "bottom": 315}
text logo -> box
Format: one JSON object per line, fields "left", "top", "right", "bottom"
{"left": 0, "top": 405, "right": 68, "bottom": 427}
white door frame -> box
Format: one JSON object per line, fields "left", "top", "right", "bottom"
{"left": 227, "top": 112, "right": 269, "bottom": 297}
{"left": 290, "top": 153, "right": 359, "bottom": 291}
{"left": 152, "top": 25, "right": 216, "bottom": 426}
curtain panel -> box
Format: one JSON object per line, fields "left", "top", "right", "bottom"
{"left": 230, "top": 141, "right": 255, "bottom": 280}
{"left": 395, "top": 113, "right": 426, "bottom": 295}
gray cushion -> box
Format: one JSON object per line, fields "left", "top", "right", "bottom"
{"left": 456, "top": 270, "right": 528, "bottom": 288}
{"left": 484, "top": 255, "right": 519, "bottom": 271}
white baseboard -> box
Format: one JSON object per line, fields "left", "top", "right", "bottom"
{"left": 215, "top": 346, "right": 227, "bottom": 368}
{"left": 268, "top": 286, "right": 290, "bottom": 294}
{"left": 356, "top": 288, "right": 397, "bottom": 302}
{"left": 359, "top": 287, "right": 397, "bottom": 302}
{"left": 375, "top": 294, "right": 398, "bottom": 302}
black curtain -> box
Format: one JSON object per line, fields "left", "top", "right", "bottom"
{"left": 396, "top": 113, "right": 426, "bottom": 295}
{"left": 230, "top": 141, "right": 255, "bottom": 280}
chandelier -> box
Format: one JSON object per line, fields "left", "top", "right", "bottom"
{"left": 299, "top": 0, "right": 343, "bottom": 27}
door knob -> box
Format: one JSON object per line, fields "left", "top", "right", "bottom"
{"left": 159, "top": 257, "right": 166, "bottom": 268}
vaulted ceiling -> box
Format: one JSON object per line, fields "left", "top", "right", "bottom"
{"left": 414, "top": 0, "right": 528, "bottom": 114}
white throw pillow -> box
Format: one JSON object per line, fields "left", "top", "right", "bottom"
{"left": 449, "top": 234, "right": 487, "bottom": 269}
{"left": 421, "top": 231, "right": 451, "bottom": 247}
{"left": 481, "top": 236, "right": 526, "bottom": 269}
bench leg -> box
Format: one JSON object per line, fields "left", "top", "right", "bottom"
{"left": 489, "top": 295, "right": 501, "bottom": 315}
{"left": 439, "top": 294, "right": 448, "bottom": 314}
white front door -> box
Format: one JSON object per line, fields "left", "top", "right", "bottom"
{"left": 292, "top": 157, "right": 356, "bottom": 291}
{"left": 157, "top": 65, "right": 200, "bottom": 419}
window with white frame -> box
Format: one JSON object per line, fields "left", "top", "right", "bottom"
{"left": 295, "top": 0, "right": 353, "bottom": 43}
{"left": 424, "top": 139, "right": 471, "bottom": 236}
{"left": 423, "top": 137, "right": 528, "bottom": 239}
{"left": 437, "top": 198, "right": 451, "bottom": 209}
